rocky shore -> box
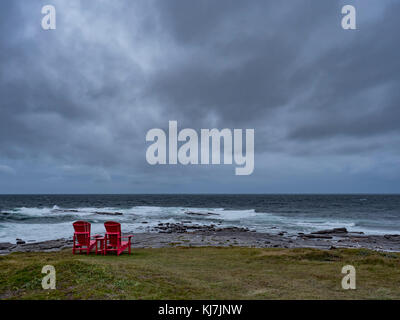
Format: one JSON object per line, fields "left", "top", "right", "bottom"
{"left": 1, "top": 223, "right": 400, "bottom": 255}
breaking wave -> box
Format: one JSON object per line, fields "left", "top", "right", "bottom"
{"left": 0, "top": 203, "right": 399, "bottom": 243}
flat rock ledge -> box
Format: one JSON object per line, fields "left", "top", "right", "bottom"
{"left": 1, "top": 227, "right": 399, "bottom": 255}
{"left": 0, "top": 239, "right": 73, "bottom": 255}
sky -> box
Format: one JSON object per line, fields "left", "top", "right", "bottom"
{"left": 0, "top": 0, "right": 399, "bottom": 194}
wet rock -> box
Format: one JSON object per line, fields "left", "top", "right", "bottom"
{"left": 52, "top": 209, "right": 79, "bottom": 213}
{"left": 16, "top": 238, "right": 26, "bottom": 245}
{"left": 302, "top": 234, "right": 333, "bottom": 239}
{"left": 384, "top": 234, "right": 400, "bottom": 239}
{"left": 185, "top": 211, "right": 219, "bottom": 216}
{"left": 0, "top": 242, "right": 14, "bottom": 250}
{"left": 215, "top": 226, "right": 249, "bottom": 233}
{"left": 94, "top": 211, "right": 123, "bottom": 216}
{"left": 185, "top": 211, "right": 207, "bottom": 216}
{"left": 152, "top": 223, "right": 249, "bottom": 234}
{"left": 344, "top": 232, "right": 365, "bottom": 237}
{"left": 311, "top": 228, "right": 347, "bottom": 235}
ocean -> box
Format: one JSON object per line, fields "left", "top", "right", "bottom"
{"left": 0, "top": 194, "right": 399, "bottom": 243}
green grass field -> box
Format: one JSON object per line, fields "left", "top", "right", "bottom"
{"left": 1, "top": 247, "right": 400, "bottom": 299}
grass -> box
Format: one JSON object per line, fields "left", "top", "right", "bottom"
{"left": 1, "top": 247, "right": 400, "bottom": 299}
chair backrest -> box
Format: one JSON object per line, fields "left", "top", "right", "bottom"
{"left": 73, "top": 221, "right": 91, "bottom": 246}
{"left": 104, "top": 221, "right": 121, "bottom": 247}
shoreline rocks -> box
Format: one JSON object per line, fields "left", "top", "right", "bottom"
{"left": 1, "top": 226, "right": 399, "bottom": 255}
{"left": 311, "top": 227, "right": 348, "bottom": 235}
{"left": 16, "top": 238, "right": 26, "bottom": 245}
{"left": 0, "top": 242, "right": 15, "bottom": 250}
{"left": 152, "top": 222, "right": 249, "bottom": 234}
{"left": 301, "top": 234, "right": 333, "bottom": 239}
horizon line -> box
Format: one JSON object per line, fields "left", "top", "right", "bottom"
{"left": 0, "top": 193, "right": 399, "bottom": 196}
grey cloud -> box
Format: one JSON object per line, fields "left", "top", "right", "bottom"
{"left": 0, "top": 0, "right": 399, "bottom": 193}
{"left": 287, "top": 2, "right": 400, "bottom": 142}
{"left": 0, "top": 165, "right": 15, "bottom": 175}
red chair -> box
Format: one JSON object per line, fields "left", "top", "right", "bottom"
{"left": 72, "top": 221, "right": 97, "bottom": 255}
{"left": 104, "top": 221, "right": 133, "bottom": 256}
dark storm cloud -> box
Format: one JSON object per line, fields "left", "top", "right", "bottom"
{"left": 0, "top": 0, "right": 399, "bottom": 193}
{"left": 0, "top": 1, "right": 148, "bottom": 168}
{"left": 148, "top": 0, "right": 339, "bottom": 125}
{"left": 288, "top": 2, "right": 400, "bottom": 142}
